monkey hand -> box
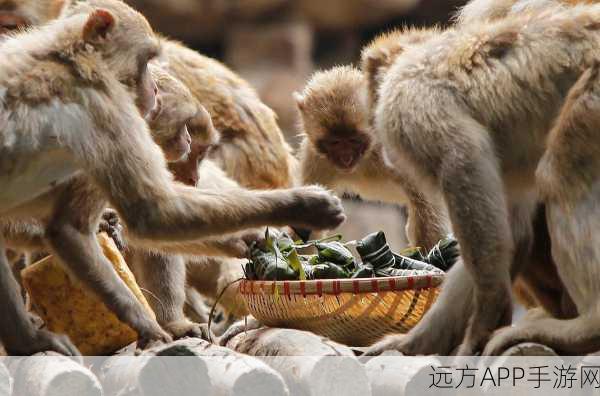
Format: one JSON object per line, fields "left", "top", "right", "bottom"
{"left": 5, "top": 329, "right": 80, "bottom": 357}
{"left": 363, "top": 334, "right": 410, "bottom": 356}
{"left": 98, "top": 208, "right": 126, "bottom": 251}
{"left": 287, "top": 186, "right": 346, "bottom": 230}
{"left": 135, "top": 320, "right": 173, "bottom": 351}
{"left": 163, "top": 319, "right": 214, "bottom": 342}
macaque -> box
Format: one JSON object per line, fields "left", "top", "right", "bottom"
{"left": 0, "top": 0, "right": 66, "bottom": 35}
{"left": 365, "top": 5, "right": 600, "bottom": 356}
{"left": 0, "top": 0, "right": 344, "bottom": 356}
{"left": 157, "top": 38, "right": 299, "bottom": 190}
{"left": 455, "top": 0, "right": 598, "bottom": 25}
{"left": 154, "top": 39, "right": 305, "bottom": 329}
{"left": 296, "top": 66, "right": 450, "bottom": 251}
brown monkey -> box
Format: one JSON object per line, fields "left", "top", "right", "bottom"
{"left": 157, "top": 39, "right": 298, "bottom": 191}
{"left": 455, "top": 0, "right": 598, "bottom": 25}
{"left": 155, "top": 40, "right": 304, "bottom": 328}
{"left": 0, "top": 0, "right": 344, "bottom": 356}
{"left": 359, "top": 4, "right": 577, "bottom": 352}
{"left": 167, "top": 103, "right": 219, "bottom": 187}
{"left": 296, "top": 66, "right": 450, "bottom": 251}
{"left": 365, "top": 5, "right": 600, "bottom": 356}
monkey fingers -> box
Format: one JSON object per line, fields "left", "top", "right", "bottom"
{"left": 456, "top": 287, "right": 513, "bottom": 356}
{"left": 11, "top": 329, "right": 81, "bottom": 357}
{"left": 163, "top": 319, "right": 213, "bottom": 341}
{"left": 136, "top": 327, "right": 173, "bottom": 352}
{"left": 98, "top": 208, "right": 126, "bottom": 251}
{"left": 363, "top": 334, "right": 409, "bottom": 356}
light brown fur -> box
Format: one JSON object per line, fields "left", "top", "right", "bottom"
{"left": 365, "top": 5, "right": 600, "bottom": 356}
{"left": 158, "top": 39, "right": 298, "bottom": 190}
{"left": 296, "top": 66, "right": 449, "bottom": 251}
{"left": 0, "top": 0, "right": 344, "bottom": 356}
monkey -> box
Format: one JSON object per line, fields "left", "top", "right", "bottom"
{"left": 364, "top": 5, "right": 600, "bottom": 356}
{"left": 0, "top": 0, "right": 67, "bottom": 35}
{"left": 455, "top": 0, "right": 599, "bottom": 26}
{"left": 156, "top": 38, "right": 299, "bottom": 191}
{"left": 295, "top": 66, "right": 450, "bottom": 252}
{"left": 0, "top": 0, "right": 345, "bottom": 356}
{"left": 152, "top": 39, "right": 308, "bottom": 332}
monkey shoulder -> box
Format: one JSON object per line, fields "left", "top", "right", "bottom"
{"left": 3, "top": 60, "right": 82, "bottom": 107}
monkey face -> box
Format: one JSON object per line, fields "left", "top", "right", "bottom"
{"left": 168, "top": 107, "right": 220, "bottom": 186}
{"left": 317, "top": 133, "right": 371, "bottom": 172}
{"left": 135, "top": 63, "right": 159, "bottom": 118}
{"left": 168, "top": 141, "right": 213, "bottom": 187}
{"left": 162, "top": 124, "right": 192, "bottom": 163}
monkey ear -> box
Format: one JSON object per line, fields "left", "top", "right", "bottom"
{"left": 293, "top": 92, "right": 305, "bottom": 112}
{"left": 83, "top": 9, "right": 115, "bottom": 44}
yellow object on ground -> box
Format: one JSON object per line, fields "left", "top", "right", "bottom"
{"left": 21, "top": 233, "right": 155, "bottom": 355}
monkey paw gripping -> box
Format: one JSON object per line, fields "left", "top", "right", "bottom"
{"left": 8, "top": 329, "right": 80, "bottom": 356}
{"left": 136, "top": 322, "right": 173, "bottom": 351}
{"left": 164, "top": 320, "right": 213, "bottom": 341}
{"left": 364, "top": 334, "right": 411, "bottom": 356}
{"left": 290, "top": 186, "right": 346, "bottom": 230}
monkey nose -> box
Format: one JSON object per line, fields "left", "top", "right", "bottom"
{"left": 340, "top": 153, "right": 354, "bottom": 167}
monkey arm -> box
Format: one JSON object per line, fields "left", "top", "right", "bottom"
{"left": 1, "top": 220, "right": 47, "bottom": 252}
{"left": 130, "top": 230, "right": 261, "bottom": 259}
{"left": 44, "top": 176, "right": 170, "bottom": 343}
{"left": 387, "top": 168, "right": 450, "bottom": 251}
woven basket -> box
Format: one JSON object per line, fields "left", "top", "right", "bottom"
{"left": 239, "top": 274, "right": 443, "bottom": 347}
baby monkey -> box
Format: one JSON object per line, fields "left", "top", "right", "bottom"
{"left": 296, "top": 66, "right": 449, "bottom": 251}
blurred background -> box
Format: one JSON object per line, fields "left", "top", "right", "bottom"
{"left": 127, "top": 0, "right": 468, "bottom": 249}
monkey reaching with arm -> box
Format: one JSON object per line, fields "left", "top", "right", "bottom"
{"left": 0, "top": 0, "right": 344, "bottom": 355}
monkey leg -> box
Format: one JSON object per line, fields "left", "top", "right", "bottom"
{"left": 364, "top": 261, "right": 474, "bottom": 356}
{"left": 130, "top": 250, "right": 209, "bottom": 340}
{"left": 438, "top": 140, "right": 514, "bottom": 355}
{"left": 184, "top": 287, "right": 210, "bottom": 324}
{"left": 489, "top": 188, "right": 600, "bottom": 355}
{"left": 0, "top": 235, "right": 79, "bottom": 356}
{"left": 45, "top": 178, "right": 171, "bottom": 348}
{"left": 485, "top": 64, "right": 600, "bottom": 356}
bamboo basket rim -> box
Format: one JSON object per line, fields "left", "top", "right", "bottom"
{"left": 239, "top": 274, "right": 444, "bottom": 297}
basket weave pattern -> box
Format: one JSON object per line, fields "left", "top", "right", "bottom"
{"left": 239, "top": 275, "right": 443, "bottom": 346}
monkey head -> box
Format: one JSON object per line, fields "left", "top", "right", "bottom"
{"left": 295, "top": 66, "right": 372, "bottom": 172}
{"left": 146, "top": 63, "right": 199, "bottom": 162}
{"left": 0, "top": 0, "right": 67, "bottom": 35}
{"left": 169, "top": 104, "right": 221, "bottom": 187}
{"left": 63, "top": 0, "right": 161, "bottom": 118}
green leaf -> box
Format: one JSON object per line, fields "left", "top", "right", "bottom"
{"left": 287, "top": 249, "right": 306, "bottom": 280}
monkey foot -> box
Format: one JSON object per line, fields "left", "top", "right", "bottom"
{"left": 363, "top": 334, "right": 410, "bottom": 356}
{"left": 164, "top": 320, "right": 214, "bottom": 342}
{"left": 218, "top": 316, "right": 261, "bottom": 346}
{"left": 482, "top": 326, "right": 528, "bottom": 356}
{"left": 136, "top": 326, "right": 173, "bottom": 352}
{"left": 6, "top": 329, "right": 80, "bottom": 356}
